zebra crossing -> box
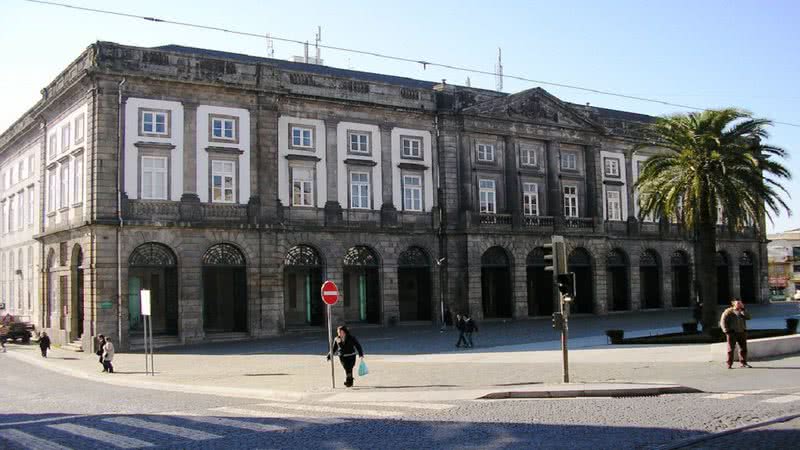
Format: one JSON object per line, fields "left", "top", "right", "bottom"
{"left": 702, "top": 389, "right": 800, "bottom": 404}
{"left": 0, "top": 400, "right": 457, "bottom": 449}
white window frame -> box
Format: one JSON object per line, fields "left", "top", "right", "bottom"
{"left": 523, "top": 182, "right": 539, "bottom": 216}
{"left": 479, "top": 179, "right": 497, "bottom": 214}
{"left": 564, "top": 185, "right": 579, "bottom": 218}
{"left": 28, "top": 155, "right": 35, "bottom": 179}
{"left": 18, "top": 161, "right": 25, "bottom": 181}
{"left": 604, "top": 158, "right": 620, "bottom": 177}
{"left": 59, "top": 163, "right": 69, "bottom": 208}
{"left": 291, "top": 167, "right": 314, "bottom": 207}
{"left": 73, "top": 155, "right": 83, "bottom": 205}
{"left": 48, "top": 134, "right": 57, "bottom": 159}
{"left": 402, "top": 174, "right": 423, "bottom": 212}
{"left": 606, "top": 190, "right": 622, "bottom": 221}
{"left": 349, "top": 132, "right": 370, "bottom": 153}
{"left": 520, "top": 147, "right": 538, "bottom": 167}
{"left": 401, "top": 137, "right": 422, "bottom": 159}
{"left": 349, "top": 171, "right": 370, "bottom": 209}
{"left": 74, "top": 114, "right": 85, "bottom": 144}
{"left": 8, "top": 196, "right": 15, "bottom": 232}
{"left": 291, "top": 126, "right": 313, "bottom": 148}
{"left": 211, "top": 160, "right": 236, "bottom": 203}
{"left": 47, "top": 169, "right": 56, "bottom": 212}
{"left": 477, "top": 143, "right": 495, "bottom": 162}
{"left": 142, "top": 110, "right": 169, "bottom": 136}
{"left": 16, "top": 191, "right": 24, "bottom": 230}
{"left": 61, "top": 124, "right": 70, "bottom": 153}
{"left": 27, "top": 188, "right": 34, "bottom": 226}
{"left": 140, "top": 156, "right": 168, "bottom": 200}
{"left": 211, "top": 117, "right": 237, "bottom": 141}
{"left": 562, "top": 152, "right": 578, "bottom": 170}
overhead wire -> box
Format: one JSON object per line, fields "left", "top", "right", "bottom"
{"left": 20, "top": 0, "right": 800, "bottom": 128}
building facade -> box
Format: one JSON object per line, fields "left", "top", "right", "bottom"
{"left": 0, "top": 42, "right": 767, "bottom": 350}
{"left": 767, "top": 229, "right": 800, "bottom": 300}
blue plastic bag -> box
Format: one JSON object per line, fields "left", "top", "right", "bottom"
{"left": 358, "top": 358, "right": 369, "bottom": 377}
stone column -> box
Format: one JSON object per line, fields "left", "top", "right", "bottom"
{"left": 630, "top": 261, "right": 641, "bottom": 310}
{"left": 256, "top": 95, "right": 279, "bottom": 221}
{"left": 380, "top": 125, "right": 394, "bottom": 206}
{"left": 585, "top": 144, "right": 602, "bottom": 219}
{"left": 593, "top": 258, "right": 608, "bottom": 315}
{"left": 182, "top": 102, "right": 198, "bottom": 196}
{"left": 661, "top": 261, "right": 673, "bottom": 309}
{"left": 505, "top": 137, "right": 522, "bottom": 227}
{"left": 325, "top": 120, "right": 339, "bottom": 203}
{"left": 545, "top": 141, "right": 562, "bottom": 220}
{"left": 180, "top": 262, "right": 204, "bottom": 344}
{"left": 382, "top": 261, "right": 400, "bottom": 325}
{"left": 513, "top": 258, "right": 528, "bottom": 318}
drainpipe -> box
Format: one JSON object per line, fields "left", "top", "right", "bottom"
{"left": 116, "top": 78, "right": 126, "bottom": 345}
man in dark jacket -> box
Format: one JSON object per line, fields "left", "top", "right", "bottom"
{"left": 327, "top": 326, "right": 364, "bottom": 387}
{"left": 463, "top": 315, "right": 478, "bottom": 348}
{"left": 38, "top": 332, "right": 51, "bottom": 358}
{"left": 720, "top": 299, "right": 752, "bottom": 369}
{"left": 455, "top": 314, "right": 467, "bottom": 348}
{"left": 96, "top": 334, "right": 107, "bottom": 372}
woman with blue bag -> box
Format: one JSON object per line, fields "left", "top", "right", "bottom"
{"left": 327, "top": 326, "right": 365, "bottom": 388}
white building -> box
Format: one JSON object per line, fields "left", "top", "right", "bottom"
{"left": 767, "top": 228, "right": 800, "bottom": 300}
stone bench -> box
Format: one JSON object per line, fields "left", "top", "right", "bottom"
{"left": 710, "top": 333, "right": 800, "bottom": 361}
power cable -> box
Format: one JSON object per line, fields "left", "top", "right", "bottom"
{"left": 19, "top": 0, "right": 800, "bottom": 128}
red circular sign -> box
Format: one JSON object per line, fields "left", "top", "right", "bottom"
{"left": 321, "top": 280, "right": 339, "bottom": 305}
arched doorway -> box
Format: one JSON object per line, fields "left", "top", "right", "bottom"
{"left": 398, "top": 247, "right": 432, "bottom": 322}
{"left": 71, "top": 246, "right": 85, "bottom": 338}
{"left": 343, "top": 246, "right": 381, "bottom": 324}
{"left": 639, "top": 249, "right": 661, "bottom": 309}
{"left": 481, "top": 247, "right": 512, "bottom": 318}
{"left": 527, "top": 248, "right": 554, "bottom": 316}
{"left": 607, "top": 249, "right": 630, "bottom": 311}
{"left": 45, "top": 249, "right": 55, "bottom": 328}
{"left": 203, "top": 243, "right": 248, "bottom": 333}
{"left": 716, "top": 251, "right": 731, "bottom": 305}
{"left": 129, "top": 243, "right": 179, "bottom": 335}
{"left": 739, "top": 251, "right": 756, "bottom": 304}
{"left": 284, "top": 245, "right": 324, "bottom": 327}
{"left": 671, "top": 251, "right": 691, "bottom": 307}
{"left": 568, "top": 248, "right": 594, "bottom": 314}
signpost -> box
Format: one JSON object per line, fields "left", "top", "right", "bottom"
{"left": 321, "top": 280, "right": 339, "bottom": 389}
{"left": 140, "top": 289, "right": 155, "bottom": 376}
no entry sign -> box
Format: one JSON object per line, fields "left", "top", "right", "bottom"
{"left": 321, "top": 280, "right": 339, "bottom": 305}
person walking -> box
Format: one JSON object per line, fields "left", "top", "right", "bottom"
{"left": 454, "top": 314, "right": 468, "bottom": 348}
{"left": 102, "top": 337, "right": 115, "bottom": 373}
{"left": 720, "top": 299, "right": 752, "bottom": 369}
{"left": 463, "top": 314, "right": 479, "bottom": 348}
{"left": 327, "top": 326, "right": 364, "bottom": 388}
{"left": 96, "top": 334, "right": 107, "bottom": 372}
{"left": 38, "top": 332, "right": 51, "bottom": 358}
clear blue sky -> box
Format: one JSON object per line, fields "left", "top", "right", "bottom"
{"left": 2, "top": 0, "right": 798, "bottom": 232}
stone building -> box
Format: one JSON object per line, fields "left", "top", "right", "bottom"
{"left": 767, "top": 229, "right": 800, "bottom": 300}
{"left": 0, "top": 42, "right": 767, "bottom": 350}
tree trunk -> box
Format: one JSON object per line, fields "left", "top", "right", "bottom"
{"left": 696, "top": 221, "right": 718, "bottom": 332}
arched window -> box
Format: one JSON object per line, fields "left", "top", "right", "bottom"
{"left": 129, "top": 243, "right": 177, "bottom": 267}
{"left": 202, "top": 243, "right": 246, "bottom": 267}
{"left": 343, "top": 246, "right": 379, "bottom": 267}
{"left": 481, "top": 246, "right": 510, "bottom": 267}
{"left": 398, "top": 247, "right": 430, "bottom": 268}
{"left": 285, "top": 245, "right": 322, "bottom": 267}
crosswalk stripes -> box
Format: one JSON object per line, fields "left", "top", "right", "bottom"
{"left": 103, "top": 416, "right": 222, "bottom": 441}
{"left": 344, "top": 401, "right": 456, "bottom": 410}
{"left": 255, "top": 401, "right": 401, "bottom": 418}
{"left": 703, "top": 389, "right": 773, "bottom": 400}
{"left": 209, "top": 406, "right": 347, "bottom": 424}
{"left": 0, "top": 428, "right": 72, "bottom": 450}
{"left": 702, "top": 390, "right": 800, "bottom": 404}
{"left": 761, "top": 392, "right": 800, "bottom": 404}
{"left": 48, "top": 423, "right": 154, "bottom": 449}
{"left": 164, "top": 412, "right": 288, "bottom": 432}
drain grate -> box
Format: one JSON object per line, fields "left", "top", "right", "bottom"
{"left": 611, "top": 393, "right": 662, "bottom": 398}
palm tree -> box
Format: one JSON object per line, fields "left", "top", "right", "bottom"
{"left": 635, "top": 108, "right": 791, "bottom": 331}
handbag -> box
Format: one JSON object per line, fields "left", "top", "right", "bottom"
{"left": 358, "top": 358, "right": 369, "bottom": 377}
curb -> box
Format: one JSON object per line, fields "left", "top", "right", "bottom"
{"left": 4, "top": 348, "right": 317, "bottom": 403}
{"left": 479, "top": 384, "right": 702, "bottom": 399}
{"left": 652, "top": 413, "right": 800, "bottom": 450}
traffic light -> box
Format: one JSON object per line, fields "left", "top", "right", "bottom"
{"left": 544, "top": 235, "right": 566, "bottom": 274}
{"left": 552, "top": 312, "right": 564, "bottom": 330}
{"left": 557, "top": 273, "right": 576, "bottom": 297}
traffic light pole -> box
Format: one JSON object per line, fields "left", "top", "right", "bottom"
{"left": 560, "top": 294, "right": 569, "bottom": 383}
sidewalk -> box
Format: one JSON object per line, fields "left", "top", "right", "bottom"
{"left": 5, "top": 303, "right": 798, "bottom": 403}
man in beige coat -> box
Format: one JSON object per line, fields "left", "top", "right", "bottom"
{"left": 720, "top": 299, "right": 752, "bottom": 369}
{"left": 102, "top": 337, "right": 115, "bottom": 373}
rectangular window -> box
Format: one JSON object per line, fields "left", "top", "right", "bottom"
{"left": 18, "top": 161, "right": 25, "bottom": 181}
{"left": 606, "top": 190, "right": 621, "bottom": 221}
{"left": 61, "top": 125, "right": 70, "bottom": 153}
{"left": 291, "top": 167, "right": 313, "bottom": 207}
{"left": 349, "top": 132, "right": 370, "bottom": 153}
{"left": 477, "top": 144, "right": 495, "bottom": 162}
{"left": 350, "top": 172, "right": 370, "bottom": 209}
{"left": 564, "top": 185, "right": 578, "bottom": 218}
{"left": 8, "top": 196, "right": 15, "bottom": 232}
{"left": 402, "top": 175, "right": 423, "bottom": 211}
{"left": 520, "top": 147, "right": 537, "bottom": 166}
{"left": 793, "top": 247, "right": 800, "bottom": 261}
{"left": 142, "top": 110, "right": 168, "bottom": 135}
{"left": 141, "top": 156, "right": 168, "bottom": 200}
{"left": 47, "top": 169, "right": 56, "bottom": 212}
{"left": 48, "top": 134, "right": 57, "bottom": 159}
{"left": 73, "top": 155, "right": 83, "bottom": 204}
{"left": 211, "top": 160, "right": 236, "bottom": 203}
{"left": 291, "top": 126, "right": 313, "bottom": 148}
{"left": 793, "top": 264, "right": 800, "bottom": 273}
{"left": 74, "top": 114, "right": 85, "bottom": 144}
{"left": 28, "top": 155, "right": 35, "bottom": 179}
{"left": 604, "top": 157, "right": 620, "bottom": 177}
{"left": 479, "top": 179, "right": 496, "bottom": 214}
{"left": 59, "top": 163, "right": 69, "bottom": 208}
{"left": 401, "top": 137, "right": 422, "bottom": 159}
{"left": 9, "top": 167, "right": 15, "bottom": 186}
{"left": 523, "top": 183, "right": 539, "bottom": 216}
{"left": 562, "top": 152, "right": 578, "bottom": 170}
{"left": 27, "top": 188, "right": 34, "bottom": 226}
{"left": 16, "top": 191, "right": 24, "bottom": 230}
{"left": 211, "top": 117, "right": 236, "bottom": 140}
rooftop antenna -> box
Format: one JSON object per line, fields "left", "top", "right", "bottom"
{"left": 315, "top": 26, "right": 322, "bottom": 63}
{"left": 495, "top": 47, "right": 503, "bottom": 92}
{"left": 265, "top": 33, "right": 274, "bottom": 58}
{"left": 465, "top": 77, "right": 471, "bottom": 87}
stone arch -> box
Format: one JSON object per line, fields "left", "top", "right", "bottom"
{"left": 284, "top": 244, "right": 325, "bottom": 327}
{"left": 45, "top": 248, "right": 56, "bottom": 329}
{"left": 607, "top": 248, "right": 630, "bottom": 311}
{"left": 526, "top": 247, "right": 554, "bottom": 316}
{"left": 739, "top": 250, "right": 757, "bottom": 303}
{"left": 202, "top": 243, "right": 248, "bottom": 333}
{"left": 481, "top": 246, "right": 512, "bottom": 318}
{"left": 343, "top": 245, "right": 382, "bottom": 324}
{"left": 128, "top": 242, "right": 179, "bottom": 335}
{"left": 567, "top": 247, "right": 594, "bottom": 314}
{"left": 639, "top": 249, "right": 662, "bottom": 309}
{"left": 397, "top": 246, "right": 433, "bottom": 322}
{"left": 671, "top": 249, "right": 692, "bottom": 307}
{"left": 716, "top": 250, "right": 731, "bottom": 305}
{"left": 70, "top": 244, "right": 85, "bottom": 338}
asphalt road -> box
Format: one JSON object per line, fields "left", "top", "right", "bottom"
{"left": 2, "top": 353, "right": 799, "bottom": 449}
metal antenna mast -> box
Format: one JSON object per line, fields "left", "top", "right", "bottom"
{"left": 495, "top": 47, "right": 503, "bottom": 92}
{"left": 265, "top": 33, "right": 274, "bottom": 58}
